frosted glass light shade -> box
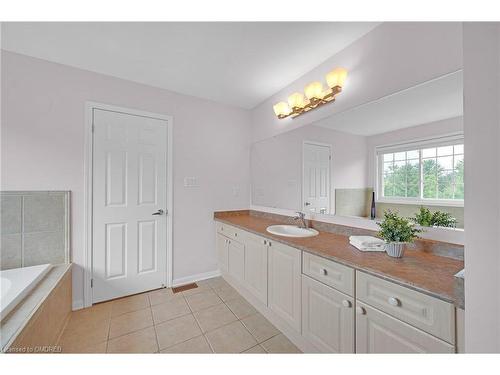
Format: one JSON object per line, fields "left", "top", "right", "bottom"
{"left": 304, "top": 81, "right": 324, "bottom": 99}
{"left": 273, "top": 101, "right": 290, "bottom": 116}
{"left": 288, "top": 92, "right": 306, "bottom": 108}
{"left": 326, "top": 68, "right": 348, "bottom": 88}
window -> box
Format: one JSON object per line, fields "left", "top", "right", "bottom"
{"left": 377, "top": 134, "right": 464, "bottom": 205}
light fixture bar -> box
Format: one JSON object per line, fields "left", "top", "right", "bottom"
{"left": 273, "top": 67, "right": 347, "bottom": 120}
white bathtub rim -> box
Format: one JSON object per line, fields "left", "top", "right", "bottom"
{"left": 1, "top": 263, "right": 72, "bottom": 352}
{"left": 0, "top": 264, "right": 52, "bottom": 322}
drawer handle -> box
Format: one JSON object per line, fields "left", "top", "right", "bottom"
{"left": 342, "top": 300, "right": 351, "bottom": 308}
{"left": 388, "top": 297, "right": 400, "bottom": 307}
{"left": 356, "top": 306, "right": 366, "bottom": 315}
{"left": 235, "top": 233, "right": 237, "bottom": 237}
{"left": 320, "top": 268, "right": 328, "bottom": 276}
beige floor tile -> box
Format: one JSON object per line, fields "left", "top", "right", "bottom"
{"left": 206, "top": 277, "right": 230, "bottom": 290}
{"left": 151, "top": 296, "right": 191, "bottom": 325}
{"left": 241, "top": 313, "right": 280, "bottom": 343}
{"left": 61, "top": 341, "right": 107, "bottom": 354}
{"left": 193, "top": 303, "right": 238, "bottom": 333}
{"left": 243, "top": 345, "right": 267, "bottom": 353}
{"left": 160, "top": 335, "right": 213, "bottom": 353}
{"left": 225, "top": 297, "right": 258, "bottom": 319}
{"left": 111, "top": 293, "right": 150, "bottom": 317}
{"left": 109, "top": 308, "right": 153, "bottom": 339}
{"left": 68, "top": 302, "right": 112, "bottom": 325}
{"left": 58, "top": 319, "right": 110, "bottom": 352}
{"left": 107, "top": 327, "right": 158, "bottom": 353}
{"left": 148, "top": 288, "right": 176, "bottom": 306}
{"left": 185, "top": 290, "right": 222, "bottom": 312}
{"left": 205, "top": 321, "right": 257, "bottom": 353}
{"left": 261, "top": 334, "right": 301, "bottom": 353}
{"left": 214, "top": 286, "right": 240, "bottom": 302}
{"left": 181, "top": 283, "right": 212, "bottom": 296}
{"left": 155, "top": 314, "right": 202, "bottom": 350}
{"left": 195, "top": 279, "right": 213, "bottom": 288}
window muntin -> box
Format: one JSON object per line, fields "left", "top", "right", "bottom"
{"left": 378, "top": 140, "right": 464, "bottom": 204}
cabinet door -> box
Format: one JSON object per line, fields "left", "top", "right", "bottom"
{"left": 302, "top": 275, "right": 354, "bottom": 353}
{"left": 243, "top": 233, "right": 268, "bottom": 305}
{"left": 228, "top": 239, "right": 245, "bottom": 283}
{"left": 216, "top": 233, "right": 229, "bottom": 274}
{"left": 356, "top": 302, "right": 455, "bottom": 353}
{"left": 268, "top": 241, "right": 301, "bottom": 332}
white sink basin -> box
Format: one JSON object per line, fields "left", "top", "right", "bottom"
{"left": 266, "top": 225, "right": 319, "bottom": 238}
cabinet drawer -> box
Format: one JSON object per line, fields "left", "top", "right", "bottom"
{"left": 356, "top": 302, "right": 455, "bottom": 353}
{"left": 302, "top": 252, "right": 354, "bottom": 296}
{"left": 216, "top": 222, "right": 243, "bottom": 241}
{"left": 356, "top": 271, "right": 455, "bottom": 344}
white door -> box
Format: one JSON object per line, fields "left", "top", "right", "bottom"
{"left": 302, "top": 142, "right": 331, "bottom": 214}
{"left": 268, "top": 241, "right": 301, "bottom": 332}
{"left": 243, "top": 233, "right": 268, "bottom": 305}
{"left": 355, "top": 302, "right": 455, "bottom": 353}
{"left": 302, "top": 275, "right": 354, "bottom": 353}
{"left": 92, "top": 108, "right": 169, "bottom": 303}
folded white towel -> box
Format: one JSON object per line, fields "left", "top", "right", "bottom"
{"left": 349, "top": 235, "right": 385, "bottom": 248}
{"left": 349, "top": 240, "right": 386, "bottom": 252}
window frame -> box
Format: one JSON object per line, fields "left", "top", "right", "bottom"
{"left": 375, "top": 133, "right": 464, "bottom": 207}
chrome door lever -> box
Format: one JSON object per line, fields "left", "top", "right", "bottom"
{"left": 152, "top": 209, "right": 164, "bottom": 216}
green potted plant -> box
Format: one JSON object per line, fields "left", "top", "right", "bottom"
{"left": 377, "top": 210, "right": 422, "bottom": 258}
{"left": 412, "top": 207, "right": 457, "bottom": 228}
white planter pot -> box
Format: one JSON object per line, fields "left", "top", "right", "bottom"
{"left": 385, "top": 242, "right": 406, "bottom": 258}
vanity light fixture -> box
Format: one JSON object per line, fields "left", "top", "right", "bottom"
{"left": 273, "top": 67, "right": 348, "bottom": 119}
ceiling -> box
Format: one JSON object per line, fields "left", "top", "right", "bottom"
{"left": 1, "top": 22, "right": 379, "bottom": 109}
{"left": 315, "top": 70, "right": 463, "bottom": 136}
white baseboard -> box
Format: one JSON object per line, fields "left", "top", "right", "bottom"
{"left": 172, "top": 269, "right": 221, "bottom": 287}
{"left": 72, "top": 299, "right": 84, "bottom": 311}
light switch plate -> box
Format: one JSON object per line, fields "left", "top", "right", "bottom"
{"left": 183, "top": 177, "right": 199, "bottom": 187}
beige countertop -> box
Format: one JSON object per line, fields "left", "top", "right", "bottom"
{"left": 214, "top": 211, "right": 464, "bottom": 308}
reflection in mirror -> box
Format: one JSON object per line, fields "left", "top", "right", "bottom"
{"left": 250, "top": 71, "right": 464, "bottom": 228}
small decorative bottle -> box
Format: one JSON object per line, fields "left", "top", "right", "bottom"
{"left": 370, "top": 191, "right": 376, "bottom": 220}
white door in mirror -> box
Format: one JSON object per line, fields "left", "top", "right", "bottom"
{"left": 266, "top": 225, "right": 319, "bottom": 238}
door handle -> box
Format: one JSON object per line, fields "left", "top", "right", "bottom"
{"left": 304, "top": 202, "right": 311, "bottom": 206}
{"left": 152, "top": 209, "right": 165, "bottom": 216}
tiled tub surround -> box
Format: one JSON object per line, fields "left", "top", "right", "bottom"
{"left": 334, "top": 188, "right": 372, "bottom": 218}
{"left": 2, "top": 264, "right": 72, "bottom": 352}
{"left": 214, "top": 210, "right": 464, "bottom": 308}
{"left": 0, "top": 191, "right": 70, "bottom": 270}
{"left": 54, "top": 277, "right": 300, "bottom": 353}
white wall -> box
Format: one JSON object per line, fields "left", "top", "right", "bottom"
{"left": 366, "top": 116, "right": 464, "bottom": 186}
{"left": 250, "top": 124, "right": 367, "bottom": 212}
{"left": 1, "top": 51, "right": 252, "bottom": 308}
{"left": 251, "top": 22, "right": 462, "bottom": 143}
{"left": 463, "top": 23, "right": 500, "bottom": 353}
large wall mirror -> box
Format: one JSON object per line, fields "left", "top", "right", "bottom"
{"left": 251, "top": 70, "right": 464, "bottom": 229}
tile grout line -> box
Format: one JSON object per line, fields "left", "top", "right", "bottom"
{"left": 181, "top": 290, "right": 215, "bottom": 353}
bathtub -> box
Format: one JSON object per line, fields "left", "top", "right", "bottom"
{"left": 0, "top": 264, "right": 52, "bottom": 321}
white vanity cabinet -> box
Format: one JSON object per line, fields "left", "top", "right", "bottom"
{"left": 302, "top": 275, "right": 354, "bottom": 353}
{"left": 356, "top": 302, "right": 455, "bottom": 353}
{"left": 228, "top": 239, "right": 245, "bottom": 283}
{"left": 268, "top": 241, "right": 302, "bottom": 333}
{"left": 215, "top": 233, "right": 229, "bottom": 274}
{"left": 214, "top": 220, "right": 461, "bottom": 354}
{"left": 242, "top": 231, "right": 268, "bottom": 305}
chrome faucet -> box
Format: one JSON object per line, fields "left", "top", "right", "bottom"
{"left": 294, "top": 211, "right": 307, "bottom": 229}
